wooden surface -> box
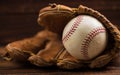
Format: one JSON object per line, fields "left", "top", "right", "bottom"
{"left": 0, "top": 0, "right": 120, "bottom": 75}
{"left": 0, "top": 46, "right": 120, "bottom": 75}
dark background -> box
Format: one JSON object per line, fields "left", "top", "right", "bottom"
{"left": 0, "top": 0, "right": 120, "bottom": 74}
{"left": 0, "top": 0, "right": 119, "bottom": 45}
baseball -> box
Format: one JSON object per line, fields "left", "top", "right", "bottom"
{"left": 62, "top": 15, "right": 108, "bottom": 60}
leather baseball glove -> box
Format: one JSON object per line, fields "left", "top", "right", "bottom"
{"left": 29, "top": 4, "right": 120, "bottom": 69}
{"left": 3, "top": 4, "right": 120, "bottom": 70}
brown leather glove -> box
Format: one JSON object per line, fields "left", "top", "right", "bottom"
{"left": 4, "top": 4, "right": 120, "bottom": 70}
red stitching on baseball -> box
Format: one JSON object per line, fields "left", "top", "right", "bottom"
{"left": 81, "top": 27, "right": 105, "bottom": 60}
{"left": 62, "top": 16, "right": 83, "bottom": 42}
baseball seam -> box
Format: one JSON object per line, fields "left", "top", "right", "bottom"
{"left": 62, "top": 16, "right": 83, "bottom": 43}
{"left": 81, "top": 27, "right": 105, "bottom": 60}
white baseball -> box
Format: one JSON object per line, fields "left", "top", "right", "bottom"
{"left": 62, "top": 15, "right": 108, "bottom": 60}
